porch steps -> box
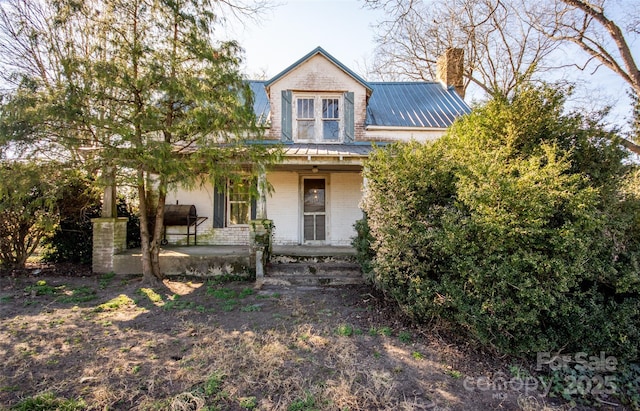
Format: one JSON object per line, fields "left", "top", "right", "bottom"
{"left": 264, "top": 246, "right": 364, "bottom": 286}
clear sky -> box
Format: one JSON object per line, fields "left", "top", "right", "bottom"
{"left": 222, "top": 0, "right": 382, "bottom": 80}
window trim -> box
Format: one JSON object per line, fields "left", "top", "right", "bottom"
{"left": 226, "top": 178, "right": 252, "bottom": 227}
{"left": 293, "top": 93, "right": 343, "bottom": 143}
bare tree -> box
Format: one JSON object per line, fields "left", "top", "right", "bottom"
{"left": 364, "top": 0, "right": 558, "bottom": 98}
{"left": 528, "top": 0, "right": 640, "bottom": 153}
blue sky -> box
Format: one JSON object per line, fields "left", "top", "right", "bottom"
{"left": 223, "top": 0, "right": 381, "bottom": 79}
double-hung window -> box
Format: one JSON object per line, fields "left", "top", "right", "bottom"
{"left": 227, "top": 179, "right": 251, "bottom": 226}
{"left": 295, "top": 95, "right": 342, "bottom": 142}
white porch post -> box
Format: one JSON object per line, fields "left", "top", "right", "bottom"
{"left": 256, "top": 165, "right": 267, "bottom": 219}
{"left": 101, "top": 166, "right": 117, "bottom": 218}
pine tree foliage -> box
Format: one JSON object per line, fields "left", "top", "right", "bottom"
{"left": 0, "top": 0, "right": 279, "bottom": 281}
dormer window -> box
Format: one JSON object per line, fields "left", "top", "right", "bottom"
{"left": 294, "top": 94, "right": 342, "bottom": 142}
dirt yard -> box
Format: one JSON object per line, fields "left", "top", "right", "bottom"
{"left": 0, "top": 264, "right": 610, "bottom": 410}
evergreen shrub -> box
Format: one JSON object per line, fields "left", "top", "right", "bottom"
{"left": 357, "top": 85, "right": 640, "bottom": 360}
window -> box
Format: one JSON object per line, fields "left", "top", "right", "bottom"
{"left": 296, "top": 98, "right": 315, "bottom": 140}
{"left": 295, "top": 95, "right": 342, "bottom": 142}
{"left": 227, "top": 179, "right": 251, "bottom": 225}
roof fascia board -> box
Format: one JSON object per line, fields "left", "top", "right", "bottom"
{"left": 265, "top": 46, "right": 372, "bottom": 93}
{"left": 365, "top": 125, "right": 446, "bottom": 132}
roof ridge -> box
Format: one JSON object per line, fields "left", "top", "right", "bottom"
{"left": 368, "top": 81, "right": 442, "bottom": 85}
{"left": 264, "top": 46, "right": 371, "bottom": 92}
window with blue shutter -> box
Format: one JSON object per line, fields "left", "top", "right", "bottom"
{"left": 213, "top": 179, "right": 258, "bottom": 227}
{"left": 344, "top": 92, "right": 354, "bottom": 143}
{"left": 213, "top": 184, "right": 225, "bottom": 228}
{"left": 281, "top": 90, "right": 293, "bottom": 142}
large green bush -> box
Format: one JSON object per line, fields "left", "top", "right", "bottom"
{"left": 358, "top": 85, "right": 640, "bottom": 360}
{"left": 41, "top": 171, "right": 102, "bottom": 264}
{"left": 0, "top": 161, "right": 60, "bottom": 269}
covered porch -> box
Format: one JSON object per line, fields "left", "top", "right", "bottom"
{"left": 108, "top": 245, "right": 362, "bottom": 284}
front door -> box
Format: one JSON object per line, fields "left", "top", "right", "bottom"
{"left": 303, "top": 178, "right": 326, "bottom": 243}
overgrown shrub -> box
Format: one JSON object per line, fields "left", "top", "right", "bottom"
{"left": 42, "top": 171, "right": 102, "bottom": 264}
{"left": 357, "top": 85, "right": 640, "bottom": 361}
{"left": 119, "top": 198, "right": 141, "bottom": 249}
{"left": 0, "top": 161, "right": 60, "bottom": 269}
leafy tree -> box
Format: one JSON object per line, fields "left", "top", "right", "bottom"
{"left": 358, "top": 84, "right": 640, "bottom": 360}
{"left": 0, "top": 0, "right": 279, "bottom": 283}
{"left": 0, "top": 161, "right": 60, "bottom": 269}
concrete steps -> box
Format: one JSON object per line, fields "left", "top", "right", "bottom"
{"left": 265, "top": 247, "right": 363, "bottom": 286}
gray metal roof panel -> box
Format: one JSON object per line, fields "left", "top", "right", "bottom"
{"left": 248, "top": 81, "right": 270, "bottom": 125}
{"left": 366, "top": 82, "right": 470, "bottom": 128}
{"left": 282, "top": 144, "right": 372, "bottom": 157}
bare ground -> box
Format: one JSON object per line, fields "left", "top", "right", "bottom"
{"left": 0, "top": 264, "right": 617, "bottom": 410}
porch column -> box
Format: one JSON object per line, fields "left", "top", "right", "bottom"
{"left": 91, "top": 217, "right": 128, "bottom": 273}
{"left": 256, "top": 165, "right": 267, "bottom": 219}
{"left": 101, "top": 166, "right": 117, "bottom": 218}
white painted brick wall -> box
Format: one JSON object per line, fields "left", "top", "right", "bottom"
{"left": 266, "top": 171, "right": 300, "bottom": 245}
{"left": 329, "top": 173, "right": 364, "bottom": 246}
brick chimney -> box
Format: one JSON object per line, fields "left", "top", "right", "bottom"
{"left": 436, "top": 48, "right": 465, "bottom": 98}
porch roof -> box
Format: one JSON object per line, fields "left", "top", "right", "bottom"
{"left": 281, "top": 144, "right": 373, "bottom": 158}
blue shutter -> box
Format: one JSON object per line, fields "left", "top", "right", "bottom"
{"left": 344, "top": 91, "right": 354, "bottom": 143}
{"left": 281, "top": 90, "right": 293, "bottom": 142}
{"left": 213, "top": 183, "right": 226, "bottom": 228}
{"left": 251, "top": 198, "right": 257, "bottom": 220}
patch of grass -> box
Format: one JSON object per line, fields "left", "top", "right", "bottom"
{"left": 138, "top": 288, "right": 164, "bottom": 305}
{"left": 0, "top": 295, "right": 13, "bottom": 303}
{"left": 379, "top": 326, "right": 392, "bottom": 336}
{"left": 221, "top": 300, "right": 238, "bottom": 312}
{"left": 411, "top": 351, "right": 424, "bottom": 360}
{"left": 95, "top": 294, "right": 134, "bottom": 312}
{"left": 239, "top": 287, "right": 255, "bottom": 298}
{"left": 288, "top": 392, "right": 318, "bottom": 411}
{"left": 203, "top": 372, "right": 225, "bottom": 397}
{"left": 49, "top": 319, "right": 65, "bottom": 328}
{"left": 240, "top": 304, "right": 261, "bottom": 312}
{"left": 208, "top": 288, "right": 238, "bottom": 300}
{"left": 336, "top": 324, "right": 357, "bottom": 337}
{"left": 10, "top": 392, "right": 86, "bottom": 410}
{"left": 58, "top": 286, "right": 96, "bottom": 304}
{"left": 131, "top": 365, "right": 141, "bottom": 374}
{"left": 447, "top": 369, "right": 462, "bottom": 379}
{"left": 98, "top": 272, "right": 116, "bottom": 289}
{"left": 24, "top": 280, "right": 60, "bottom": 296}
{"left": 239, "top": 396, "right": 257, "bottom": 409}
{"left": 398, "top": 331, "right": 412, "bottom": 344}
{"left": 163, "top": 294, "right": 195, "bottom": 310}
{"left": 256, "top": 292, "right": 281, "bottom": 299}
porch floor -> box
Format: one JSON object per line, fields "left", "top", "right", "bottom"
{"left": 112, "top": 245, "right": 358, "bottom": 278}
{"left": 116, "top": 245, "right": 355, "bottom": 258}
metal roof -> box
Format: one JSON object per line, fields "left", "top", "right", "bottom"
{"left": 264, "top": 47, "right": 372, "bottom": 92}
{"left": 366, "top": 82, "right": 470, "bottom": 128}
{"left": 248, "top": 81, "right": 270, "bottom": 125}
{"left": 247, "top": 79, "right": 471, "bottom": 131}
{"left": 281, "top": 144, "right": 373, "bottom": 158}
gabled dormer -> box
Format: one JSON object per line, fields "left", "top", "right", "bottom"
{"left": 256, "top": 47, "right": 372, "bottom": 143}
{"left": 249, "top": 47, "right": 470, "bottom": 145}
